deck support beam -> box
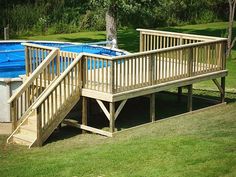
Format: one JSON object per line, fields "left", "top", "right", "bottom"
{"left": 150, "top": 93, "right": 156, "bottom": 122}
{"left": 178, "top": 87, "right": 182, "bottom": 102}
{"left": 96, "top": 99, "right": 110, "bottom": 121}
{"left": 212, "top": 78, "right": 225, "bottom": 103}
{"left": 212, "top": 79, "right": 224, "bottom": 94}
{"left": 187, "top": 84, "right": 193, "bottom": 112}
{"left": 115, "top": 100, "right": 127, "bottom": 120}
{"left": 109, "top": 102, "right": 115, "bottom": 133}
{"left": 63, "top": 119, "right": 112, "bottom": 137}
{"left": 82, "top": 96, "right": 88, "bottom": 133}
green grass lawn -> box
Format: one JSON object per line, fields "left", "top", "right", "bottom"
{"left": 0, "top": 101, "right": 236, "bottom": 177}
{"left": 0, "top": 22, "right": 235, "bottom": 177}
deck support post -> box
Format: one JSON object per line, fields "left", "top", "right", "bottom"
{"left": 221, "top": 77, "right": 225, "bottom": 103}
{"left": 82, "top": 96, "right": 88, "bottom": 134}
{"left": 177, "top": 87, "right": 182, "bottom": 102}
{"left": 109, "top": 102, "right": 115, "bottom": 133}
{"left": 150, "top": 93, "right": 155, "bottom": 122}
{"left": 187, "top": 84, "right": 193, "bottom": 112}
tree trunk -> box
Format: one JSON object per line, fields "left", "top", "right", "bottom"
{"left": 227, "top": 0, "right": 236, "bottom": 57}
{"left": 106, "top": 5, "right": 117, "bottom": 44}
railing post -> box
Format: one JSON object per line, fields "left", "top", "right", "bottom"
{"left": 188, "top": 47, "right": 193, "bottom": 77}
{"left": 56, "top": 49, "right": 60, "bottom": 76}
{"left": 140, "top": 32, "right": 143, "bottom": 52}
{"left": 149, "top": 54, "right": 155, "bottom": 85}
{"left": 180, "top": 36, "right": 183, "bottom": 45}
{"left": 37, "top": 107, "right": 42, "bottom": 147}
{"left": 109, "top": 60, "right": 114, "bottom": 93}
{"left": 222, "top": 41, "right": 227, "bottom": 70}
{"left": 25, "top": 47, "right": 29, "bottom": 76}
{"left": 11, "top": 101, "right": 17, "bottom": 132}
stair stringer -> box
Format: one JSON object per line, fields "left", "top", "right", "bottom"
{"left": 30, "top": 88, "right": 81, "bottom": 147}
{"left": 7, "top": 110, "right": 36, "bottom": 144}
{"left": 7, "top": 77, "right": 58, "bottom": 145}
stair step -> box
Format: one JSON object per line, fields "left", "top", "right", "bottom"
{"left": 13, "top": 133, "right": 36, "bottom": 146}
{"left": 20, "top": 124, "right": 37, "bottom": 135}
{"left": 27, "top": 115, "right": 37, "bottom": 125}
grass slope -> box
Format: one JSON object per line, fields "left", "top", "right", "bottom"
{"left": 0, "top": 103, "right": 236, "bottom": 177}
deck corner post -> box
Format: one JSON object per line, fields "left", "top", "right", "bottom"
{"left": 82, "top": 96, "right": 88, "bottom": 134}
{"left": 188, "top": 47, "right": 193, "bottom": 77}
{"left": 25, "top": 47, "right": 29, "bottom": 76}
{"left": 150, "top": 93, "right": 156, "bottom": 122}
{"left": 56, "top": 49, "right": 60, "bottom": 76}
{"left": 36, "top": 107, "right": 42, "bottom": 147}
{"left": 150, "top": 54, "right": 155, "bottom": 85}
{"left": 187, "top": 84, "right": 193, "bottom": 112}
{"left": 110, "top": 61, "right": 114, "bottom": 93}
{"left": 221, "top": 77, "right": 225, "bottom": 103}
{"left": 140, "top": 32, "right": 143, "bottom": 52}
{"left": 222, "top": 41, "right": 227, "bottom": 70}
{"left": 109, "top": 102, "right": 115, "bottom": 133}
{"left": 178, "top": 87, "right": 182, "bottom": 102}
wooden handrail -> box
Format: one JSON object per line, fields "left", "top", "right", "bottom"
{"left": 137, "top": 28, "right": 226, "bottom": 41}
{"left": 8, "top": 49, "right": 58, "bottom": 103}
{"left": 22, "top": 42, "right": 58, "bottom": 50}
{"left": 32, "top": 54, "right": 83, "bottom": 109}
{"left": 112, "top": 39, "right": 227, "bottom": 60}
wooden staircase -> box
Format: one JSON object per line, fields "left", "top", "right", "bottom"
{"left": 7, "top": 44, "right": 82, "bottom": 148}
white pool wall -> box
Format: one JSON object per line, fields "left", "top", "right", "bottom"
{"left": 0, "top": 78, "right": 22, "bottom": 122}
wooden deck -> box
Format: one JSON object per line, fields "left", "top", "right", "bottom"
{"left": 7, "top": 29, "right": 228, "bottom": 147}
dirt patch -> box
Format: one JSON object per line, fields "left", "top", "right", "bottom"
{"left": 0, "top": 123, "right": 12, "bottom": 134}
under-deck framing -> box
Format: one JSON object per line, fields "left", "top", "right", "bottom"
{"left": 7, "top": 29, "right": 227, "bottom": 147}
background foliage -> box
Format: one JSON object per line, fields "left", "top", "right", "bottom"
{"left": 0, "top": 0, "right": 229, "bottom": 37}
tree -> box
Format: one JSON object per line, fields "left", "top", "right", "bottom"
{"left": 90, "top": 0, "right": 156, "bottom": 45}
{"left": 227, "top": 0, "right": 236, "bottom": 57}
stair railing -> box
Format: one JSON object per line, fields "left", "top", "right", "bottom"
{"left": 8, "top": 47, "right": 60, "bottom": 130}
{"left": 31, "top": 54, "right": 83, "bottom": 145}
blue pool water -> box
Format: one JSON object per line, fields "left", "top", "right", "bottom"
{"left": 0, "top": 42, "right": 123, "bottom": 78}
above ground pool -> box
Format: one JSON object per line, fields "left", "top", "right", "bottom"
{"left": 0, "top": 41, "right": 124, "bottom": 78}
{"left": 0, "top": 40, "right": 125, "bottom": 122}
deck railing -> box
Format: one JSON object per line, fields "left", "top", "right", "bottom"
{"left": 110, "top": 39, "right": 226, "bottom": 93}
{"left": 82, "top": 53, "right": 113, "bottom": 93}
{"left": 73, "top": 34, "right": 226, "bottom": 94}
{"left": 137, "top": 29, "right": 224, "bottom": 52}
{"left": 25, "top": 44, "right": 56, "bottom": 76}
{"left": 32, "top": 55, "right": 82, "bottom": 143}
{"left": 9, "top": 47, "right": 58, "bottom": 129}
{"left": 9, "top": 43, "right": 79, "bottom": 129}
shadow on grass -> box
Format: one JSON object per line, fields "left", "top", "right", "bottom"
{"left": 44, "top": 90, "right": 236, "bottom": 145}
